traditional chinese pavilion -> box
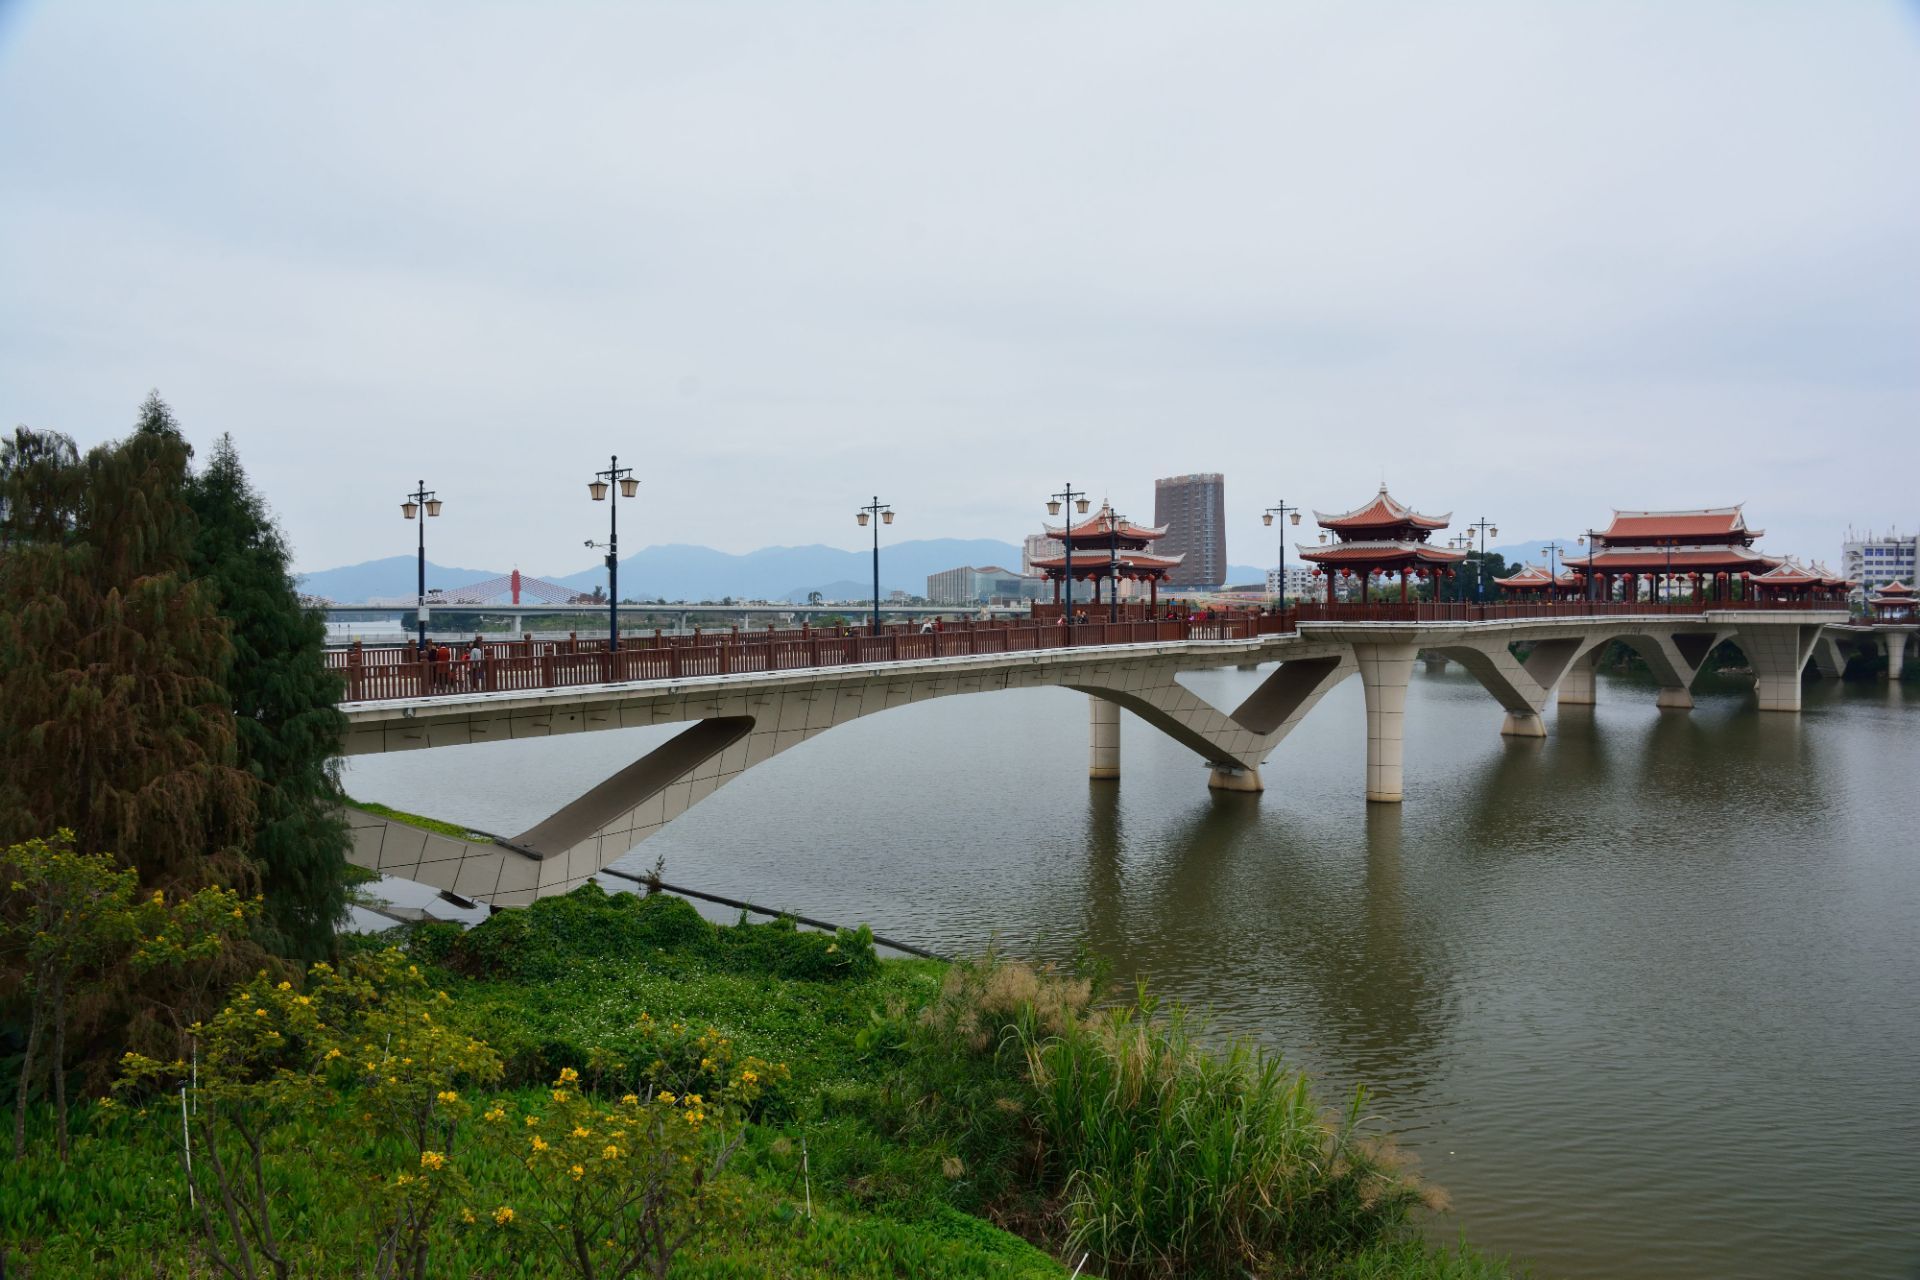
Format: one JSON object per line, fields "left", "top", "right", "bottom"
{"left": 1870, "top": 580, "right": 1916, "bottom": 623}
{"left": 1298, "top": 486, "right": 1467, "bottom": 604}
{"left": 1029, "top": 503, "right": 1183, "bottom": 612}
{"left": 1562, "top": 506, "right": 1782, "bottom": 602}
{"left": 1749, "top": 558, "right": 1855, "bottom": 604}
{"left": 1492, "top": 563, "right": 1581, "bottom": 600}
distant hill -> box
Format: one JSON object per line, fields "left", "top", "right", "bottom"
{"left": 299, "top": 539, "right": 1028, "bottom": 605}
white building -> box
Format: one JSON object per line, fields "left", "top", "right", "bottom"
{"left": 1264, "top": 564, "right": 1319, "bottom": 601}
{"left": 1021, "top": 532, "right": 1063, "bottom": 576}
{"left": 1843, "top": 528, "right": 1916, "bottom": 595}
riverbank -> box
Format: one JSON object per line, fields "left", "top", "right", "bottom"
{"left": 4, "top": 884, "right": 1515, "bottom": 1278}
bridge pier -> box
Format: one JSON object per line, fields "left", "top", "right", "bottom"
{"left": 1882, "top": 631, "right": 1908, "bottom": 681}
{"left": 1656, "top": 687, "right": 1695, "bottom": 711}
{"left": 1738, "top": 624, "right": 1820, "bottom": 713}
{"left": 1088, "top": 696, "right": 1120, "bottom": 779}
{"left": 1500, "top": 711, "right": 1547, "bottom": 737}
{"left": 1355, "top": 643, "right": 1416, "bottom": 803}
{"left": 1207, "top": 764, "right": 1263, "bottom": 792}
{"left": 1558, "top": 649, "right": 1600, "bottom": 706}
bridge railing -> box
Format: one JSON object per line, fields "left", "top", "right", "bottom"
{"left": 1291, "top": 599, "right": 1842, "bottom": 624}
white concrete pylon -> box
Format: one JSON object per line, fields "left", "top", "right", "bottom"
{"left": 1736, "top": 623, "right": 1822, "bottom": 713}
{"left": 1354, "top": 643, "right": 1417, "bottom": 803}
{"left": 1088, "top": 696, "right": 1120, "bottom": 779}
{"left": 1559, "top": 647, "right": 1601, "bottom": 706}
{"left": 1883, "top": 631, "right": 1909, "bottom": 681}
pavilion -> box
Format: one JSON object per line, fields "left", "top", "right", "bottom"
{"left": 1562, "top": 506, "right": 1782, "bottom": 603}
{"left": 1029, "top": 503, "right": 1183, "bottom": 614}
{"left": 1298, "top": 486, "right": 1467, "bottom": 604}
{"left": 1869, "top": 580, "right": 1916, "bottom": 624}
{"left": 1749, "top": 558, "right": 1855, "bottom": 605}
{"left": 1492, "top": 563, "right": 1583, "bottom": 600}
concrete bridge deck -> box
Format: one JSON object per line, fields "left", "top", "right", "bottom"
{"left": 338, "top": 606, "right": 1887, "bottom": 907}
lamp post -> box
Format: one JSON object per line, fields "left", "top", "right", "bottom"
{"left": 855, "top": 497, "right": 894, "bottom": 635}
{"left": 1576, "top": 529, "right": 1601, "bottom": 604}
{"left": 1262, "top": 501, "right": 1302, "bottom": 607}
{"left": 400, "top": 481, "right": 442, "bottom": 653}
{"left": 1105, "top": 506, "right": 1122, "bottom": 623}
{"left": 1464, "top": 517, "right": 1498, "bottom": 602}
{"left": 1541, "top": 541, "right": 1564, "bottom": 604}
{"left": 586, "top": 457, "right": 639, "bottom": 652}
{"left": 1046, "top": 485, "right": 1092, "bottom": 625}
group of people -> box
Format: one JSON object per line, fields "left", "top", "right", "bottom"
{"left": 411, "top": 636, "right": 489, "bottom": 692}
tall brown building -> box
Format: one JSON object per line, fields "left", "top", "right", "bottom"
{"left": 1153, "top": 473, "right": 1227, "bottom": 589}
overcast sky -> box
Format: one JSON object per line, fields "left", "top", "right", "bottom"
{"left": 2, "top": 1, "right": 1916, "bottom": 574}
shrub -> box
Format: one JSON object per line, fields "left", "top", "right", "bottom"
{"left": 449, "top": 885, "right": 719, "bottom": 980}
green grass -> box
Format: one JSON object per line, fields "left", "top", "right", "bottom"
{"left": 345, "top": 797, "right": 491, "bottom": 840}
{"left": 3, "top": 884, "right": 1521, "bottom": 1279}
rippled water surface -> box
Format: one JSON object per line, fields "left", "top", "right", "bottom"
{"left": 345, "top": 667, "right": 1920, "bottom": 1279}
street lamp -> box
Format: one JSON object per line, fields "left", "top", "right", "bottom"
{"left": 1046, "top": 485, "right": 1091, "bottom": 624}
{"left": 1577, "top": 529, "right": 1601, "bottom": 603}
{"left": 586, "top": 457, "right": 639, "bottom": 652}
{"left": 1262, "top": 501, "right": 1302, "bottom": 606}
{"left": 1464, "top": 517, "right": 1498, "bottom": 602}
{"left": 400, "top": 480, "right": 442, "bottom": 653}
{"left": 1541, "top": 541, "right": 1564, "bottom": 604}
{"left": 855, "top": 497, "right": 894, "bottom": 635}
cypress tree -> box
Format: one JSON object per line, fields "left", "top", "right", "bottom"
{"left": 187, "top": 433, "right": 350, "bottom": 960}
{"left": 0, "top": 400, "right": 256, "bottom": 889}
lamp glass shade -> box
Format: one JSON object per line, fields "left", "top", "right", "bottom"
{"left": 401, "top": 501, "right": 419, "bottom": 520}
{"left": 1318, "top": 532, "right": 1328, "bottom": 544}
{"left": 588, "top": 480, "right": 609, "bottom": 501}
{"left": 1490, "top": 526, "right": 1499, "bottom": 537}
{"left": 856, "top": 511, "right": 870, "bottom": 527}
{"left": 1075, "top": 497, "right": 1090, "bottom": 514}
{"left": 619, "top": 477, "right": 639, "bottom": 498}
{"left": 1289, "top": 511, "right": 1302, "bottom": 525}
{"left": 881, "top": 509, "right": 894, "bottom": 525}
{"left": 1262, "top": 512, "right": 1274, "bottom": 526}
{"left": 1046, "top": 499, "right": 1061, "bottom": 516}
{"left": 424, "top": 498, "right": 443, "bottom": 517}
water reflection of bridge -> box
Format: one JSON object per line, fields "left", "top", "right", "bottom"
{"left": 330, "top": 602, "right": 1900, "bottom": 907}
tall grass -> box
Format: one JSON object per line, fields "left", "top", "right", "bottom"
{"left": 905, "top": 958, "right": 1430, "bottom": 1279}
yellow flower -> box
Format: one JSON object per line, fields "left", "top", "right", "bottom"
{"left": 460, "top": 1208, "right": 476, "bottom": 1225}
{"left": 254, "top": 1008, "right": 267, "bottom": 1017}
{"left": 551, "top": 1089, "right": 568, "bottom": 1103}
{"left": 276, "top": 981, "right": 292, "bottom": 991}
{"left": 571, "top": 1125, "right": 591, "bottom": 1139}
{"left": 493, "top": 1205, "right": 514, "bottom": 1226}
{"left": 437, "top": 1090, "right": 459, "bottom": 1104}
{"left": 420, "top": 1150, "right": 447, "bottom": 1171}
{"left": 325, "top": 1048, "right": 343, "bottom": 1061}
{"left": 658, "top": 1091, "right": 676, "bottom": 1104}
{"left": 569, "top": 1164, "right": 585, "bottom": 1181}
{"left": 294, "top": 996, "right": 311, "bottom": 1006}
{"left": 620, "top": 1093, "right": 639, "bottom": 1106}
{"left": 602, "top": 1144, "right": 620, "bottom": 1160}
{"left": 230, "top": 908, "right": 244, "bottom": 919}
{"left": 557, "top": 1066, "right": 580, "bottom": 1084}
{"left": 740, "top": 1069, "right": 758, "bottom": 1083}
{"left": 483, "top": 1107, "right": 507, "bottom": 1123}
{"left": 525, "top": 1115, "right": 540, "bottom": 1127}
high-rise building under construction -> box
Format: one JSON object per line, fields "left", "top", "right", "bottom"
{"left": 1153, "top": 473, "right": 1227, "bottom": 589}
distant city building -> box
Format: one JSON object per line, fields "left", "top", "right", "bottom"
{"left": 1263, "top": 564, "right": 1318, "bottom": 601}
{"left": 1021, "top": 532, "right": 1062, "bottom": 576}
{"left": 926, "top": 565, "right": 1045, "bottom": 604}
{"left": 1153, "top": 473, "right": 1227, "bottom": 589}
{"left": 1843, "top": 528, "right": 1915, "bottom": 595}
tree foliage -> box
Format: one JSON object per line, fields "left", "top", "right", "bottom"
{"left": 187, "top": 434, "right": 350, "bottom": 961}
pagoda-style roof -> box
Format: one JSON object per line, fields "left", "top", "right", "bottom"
{"left": 1808, "top": 562, "right": 1855, "bottom": 589}
{"left": 1872, "top": 580, "right": 1915, "bottom": 600}
{"left": 1599, "top": 506, "right": 1761, "bottom": 544}
{"left": 1493, "top": 562, "right": 1580, "bottom": 589}
{"left": 1563, "top": 543, "right": 1781, "bottom": 573}
{"left": 1752, "top": 559, "right": 1823, "bottom": 585}
{"left": 1313, "top": 486, "right": 1451, "bottom": 533}
{"left": 1043, "top": 504, "right": 1168, "bottom": 546}
{"left": 1298, "top": 539, "right": 1468, "bottom": 567}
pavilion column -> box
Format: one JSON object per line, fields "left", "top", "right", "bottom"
{"left": 1088, "top": 696, "right": 1120, "bottom": 779}
{"left": 1354, "top": 642, "right": 1417, "bottom": 803}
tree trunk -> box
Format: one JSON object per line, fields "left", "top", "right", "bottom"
{"left": 50, "top": 971, "right": 68, "bottom": 1160}
{"left": 12, "top": 992, "right": 44, "bottom": 1160}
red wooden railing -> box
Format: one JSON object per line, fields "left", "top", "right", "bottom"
{"left": 330, "top": 598, "right": 1843, "bottom": 703}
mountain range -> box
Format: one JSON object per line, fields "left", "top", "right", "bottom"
{"left": 298, "top": 541, "right": 1268, "bottom": 604}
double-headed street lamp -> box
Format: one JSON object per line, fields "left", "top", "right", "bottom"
{"left": 400, "top": 481, "right": 443, "bottom": 653}
{"left": 1046, "top": 485, "right": 1092, "bottom": 624}
{"left": 1577, "top": 528, "right": 1601, "bottom": 602}
{"left": 586, "top": 457, "right": 639, "bottom": 651}
{"left": 1541, "top": 541, "right": 1564, "bottom": 603}
{"left": 855, "top": 497, "right": 894, "bottom": 636}
{"left": 1262, "top": 501, "right": 1302, "bottom": 606}
{"left": 1464, "top": 517, "right": 1498, "bottom": 601}
{"left": 1103, "top": 505, "right": 1125, "bottom": 623}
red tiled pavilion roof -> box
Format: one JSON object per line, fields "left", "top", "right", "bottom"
{"left": 1493, "top": 563, "right": 1579, "bottom": 588}
{"left": 1297, "top": 540, "right": 1468, "bottom": 567}
{"left": 1600, "top": 506, "right": 1760, "bottom": 542}
{"left": 1043, "top": 504, "right": 1168, "bottom": 543}
{"left": 1752, "top": 560, "right": 1822, "bottom": 585}
{"left": 1313, "top": 486, "right": 1451, "bottom": 532}
{"left": 1563, "top": 544, "right": 1781, "bottom": 573}
{"left": 1873, "top": 580, "right": 1915, "bottom": 599}
{"left": 1029, "top": 550, "right": 1184, "bottom": 577}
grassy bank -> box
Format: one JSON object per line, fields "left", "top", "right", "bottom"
{"left": 2, "top": 885, "right": 1518, "bottom": 1278}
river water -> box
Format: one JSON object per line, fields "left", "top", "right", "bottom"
{"left": 343, "top": 665, "right": 1920, "bottom": 1279}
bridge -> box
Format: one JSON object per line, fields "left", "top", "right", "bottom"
{"left": 332, "top": 601, "right": 1910, "bottom": 908}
